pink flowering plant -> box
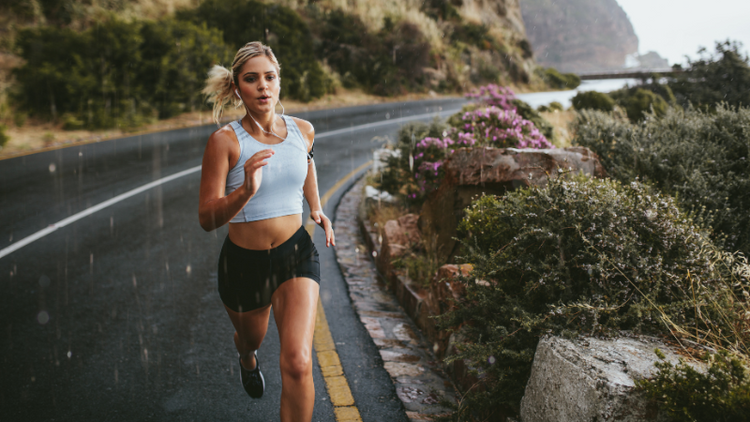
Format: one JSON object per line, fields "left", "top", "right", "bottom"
{"left": 465, "top": 84, "right": 516, "bottom": 110}
{"left": 460, "top": 106, "right": 553, "bottom": 149}
{"left": 382, "top": 84, "right": 554, "bottom": 201}
{"left": 412, "top": 136, "right": 454, "bottom": 196}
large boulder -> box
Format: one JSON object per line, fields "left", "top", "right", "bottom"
{"left": 419, "top": 146, "right": 606, "bottom": 263}
{"left": 520, "top": 335, "right": 704, "bottom": 422}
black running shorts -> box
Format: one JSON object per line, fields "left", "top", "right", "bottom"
{"left": 218, "top": 226, "right": 320, "bottom": 312}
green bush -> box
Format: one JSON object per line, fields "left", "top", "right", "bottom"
{"left": 610, "top": 87, "right": 669, "bottom": 122}
{"left": 537, "top": 101, "right": 563, "bottom": 113}
{"left": 437, "top": 175, "right": 747, "bottom": 420}
{"left": 638, "top": 351, "right": 750, "bottom": 422}
{"left": 541, "top": 67, "right": 581, "bottom": 89}
{"left": 572, "top": 106, "right": 750, "bottom": 256}
{"left": 12, "top": 17, "right": 232, "bottom": 128}
{"left": 313, "top": 10, "right": 431, "bottom": 96}
{"left": 177, "top": 0, "right": 330, "bottom": 101}
{"left": 571, "top": 90, "right": 615, "bottom": 112}
{"left": 669, "top": 41, "right": 750, "bottom": 111}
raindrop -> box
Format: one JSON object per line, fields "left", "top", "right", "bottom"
{"left": 372, "top": 251, "right": 378, "bottom": 258}
{"left": 39, "top": 275, "right": 51, "bottom": 288}
{"left": 321, "top": 290, "right": 332, "bottom": 303}
{"left": 49, "top": 163, "right": 56, "bottom": 173}
{"left": 186, "top": 265, "right": 192, "bottom": 275}
{"left": 37, "top": 311, "right": 50, "bottom": 324}
{"left": 488, "top": 355, "right": 496, "bottom": 364}
{"left": 31, "top": 376, "right": 35, "bottom": 382}
{"left": 79, "top": 152, "right": 82, "bottom": 157}
{"left": 385, "top": 112, "right": 390, "bottom": 120}
{"left": 132, "top": 275, "right": 137, "bottom": 288}
{"left": 67, "top": 351, "right": 72, "bottom": 359}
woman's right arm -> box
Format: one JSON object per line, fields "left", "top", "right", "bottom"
{"left": 198, "top": 130, "right": 274, "bottom": 231}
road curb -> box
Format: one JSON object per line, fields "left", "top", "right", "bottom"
{"left": 333, "top": 176, "right": 457, "bottom": 421}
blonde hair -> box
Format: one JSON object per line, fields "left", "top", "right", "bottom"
{"left": 202, "top": 41, "right": 282, "bottom": 125}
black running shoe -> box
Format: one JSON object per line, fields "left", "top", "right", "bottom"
{"left": 239, "top": 351, "right": 265, "bottom": 398}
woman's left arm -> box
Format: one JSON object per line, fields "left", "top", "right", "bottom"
{"left": 298, "top": 118, "right": 335, "bottom": 247}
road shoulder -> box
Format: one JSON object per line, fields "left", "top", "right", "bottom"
{"left": 333, "top": 176, "right": 457, "bottom": 421}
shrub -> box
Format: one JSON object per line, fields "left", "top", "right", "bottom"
{"left": 438, "top": 175, "right": 748, "bottom": 419}
{"left": 464, "top": 84, "right": 555, "bottom": 140}
{"left": 668, "top": 41, "right": 750, "bottom": 111}
{"left": 178, "top": 0, "right": 330, "bottom": 101}
{"left": 379, "top": 119, "right": 449, "bottom": 201}
{"left": 572, "top": 106, "right": 750, "bottom": 256}
{"left": 638, "top": 351, "right": 750, "bottom": 422}
{"left": 12, "top": 18, "right": 232, "bottom": 127}
{"left": 571, "top": 90, "right": 616, "bottom": 112}
{"left": 510, "top": 99, "right": 555, "bottom": 141}
{"left": 541, "top": 67, "right": 581, "bottom": 89}
{"left": 313, "top": 10, "right": 431, "bottom": 96}
{"left": 610, "top": 87, "right": 669, "bottom": 122}
{"left": 456, "top": 106, "right": 551, "bottom": 149}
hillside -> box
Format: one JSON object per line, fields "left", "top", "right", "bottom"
{"left": 519, "top": 0, "right": 639, "bottom": 72}
{"left": 0, "top": 0, "right": 542, "bottom": 154}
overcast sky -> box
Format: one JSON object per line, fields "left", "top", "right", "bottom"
{"left": 617, "top": 0, "right": 750, "bottom": 65}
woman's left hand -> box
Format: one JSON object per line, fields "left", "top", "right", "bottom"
{"left": 311, "top": 210, "right": 335, "bottom": 247}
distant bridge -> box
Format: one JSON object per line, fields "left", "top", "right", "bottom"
{"left": 576, "top": 68, "right": 685, "bottom": 80}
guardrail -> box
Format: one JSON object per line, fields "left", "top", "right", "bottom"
{"left": 576, "top": 68, "right": 685, "bottom": 80}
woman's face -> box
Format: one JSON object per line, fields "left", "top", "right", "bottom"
{"left": 235, "top": 55, "right": 281, "bottom": 115}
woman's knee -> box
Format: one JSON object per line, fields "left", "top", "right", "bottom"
{"left": 280, "top": 349, "right": 312, "bottom": 381}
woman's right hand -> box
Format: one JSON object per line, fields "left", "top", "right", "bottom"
{"left": 242, "top": 148, "right": 274, "bottom": 198}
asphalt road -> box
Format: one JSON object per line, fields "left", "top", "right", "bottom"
{"left": 0, "top": 97, "right": 466, "bottom": 421}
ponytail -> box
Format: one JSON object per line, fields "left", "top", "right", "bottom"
{"left": 202, "top": 65, "right": 239, "bottom": 125}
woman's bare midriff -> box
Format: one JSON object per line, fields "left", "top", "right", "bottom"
{"left": 227, "top": 214, "right": 303, "bottom": 250}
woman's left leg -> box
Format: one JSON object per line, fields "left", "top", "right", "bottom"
{"left": 272, "top": 277, "right": 319, "bottom": 422}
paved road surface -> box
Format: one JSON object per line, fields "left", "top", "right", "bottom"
{"left": 0, "top": 98, "right": 466, "bottom": 421}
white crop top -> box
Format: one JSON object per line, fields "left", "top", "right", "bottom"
{"left": 225, "top": 116, "right": 309, "bottom": 223}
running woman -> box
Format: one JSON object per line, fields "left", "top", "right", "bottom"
{"left": 199, "top": 41, "right": 333, "bottom": 422}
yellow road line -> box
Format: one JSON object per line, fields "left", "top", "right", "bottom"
{"left": 306, "top": 160, "right": 372, "bottom": 422}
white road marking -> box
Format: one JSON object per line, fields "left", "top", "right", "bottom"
{"left": 0, "top": 107, "right": 461, "bottom": 260}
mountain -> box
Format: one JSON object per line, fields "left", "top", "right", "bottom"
{"left": 519, "top": 0, "right": 639, "bottom": 72}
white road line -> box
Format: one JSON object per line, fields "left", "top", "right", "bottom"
{"left": 0, "top": 107, "right": 461, "bottom": 260}
{"left": 0, "top": 165, "right": 202, "bottom": 259}
{"left": 315, "top": 108, "right": 461, "bottom": 139}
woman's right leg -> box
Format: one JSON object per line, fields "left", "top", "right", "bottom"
{"left": 224, "top": 304, "right": 272, "bottom": 369}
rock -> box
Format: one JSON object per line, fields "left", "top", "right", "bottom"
{"left": 419, "top": 146, "right": 605, "bottom": 263}
{"left": 377, "top": 213, "right": 422, "bottom": 281}
{"left": 521, "top": 0, "right": 638, "bottom": 72}
{"left": 520, "top": 336, "right": 704, "bottom": 422}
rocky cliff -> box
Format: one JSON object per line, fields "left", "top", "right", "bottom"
{"left": 519, "top": 0, "right": 639, "bottom": 72}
